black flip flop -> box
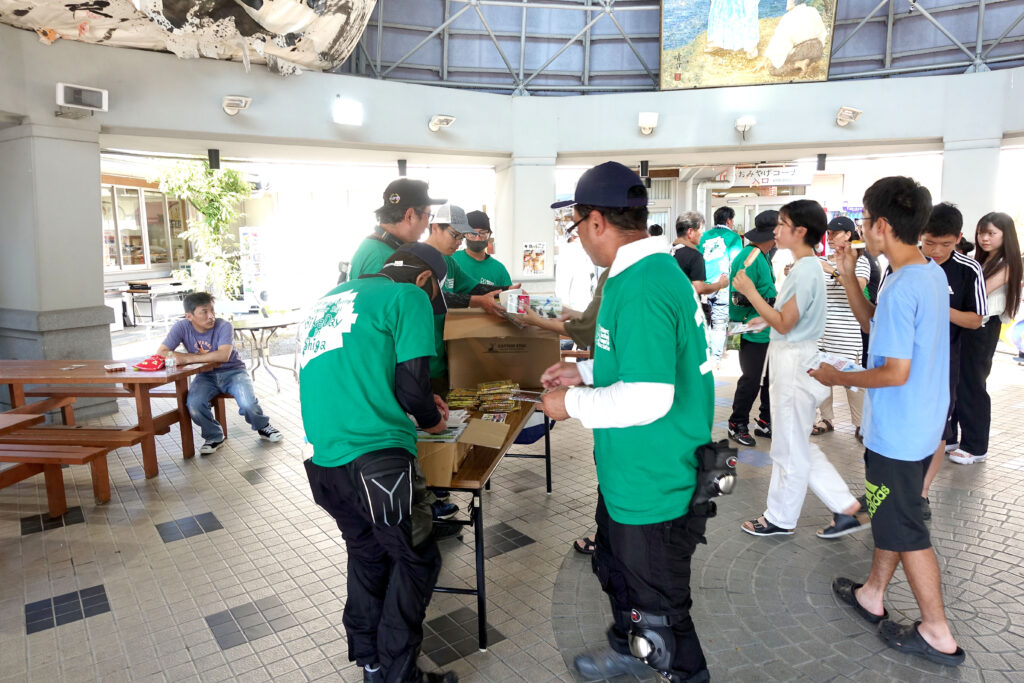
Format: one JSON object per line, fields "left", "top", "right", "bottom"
{"left": 573, "top": 536, "right": 596, "bottom": 555}
{"left": 879, "top": 620, "right": 966, "bottom": 666}
{"left": 832, "top": 577, "right": 888, "bottom": 624}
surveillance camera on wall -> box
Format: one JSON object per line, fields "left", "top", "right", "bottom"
{"left": 734, "top": 115, "right": 756, "bottom": 140}
{"left": 638, "top": 112, "right": 659, "bottom": 135}
{"left": 222, "top": 95, "right": 252, "bottom": 116}
{"left": 835, "top": 106, "right": 862, "bottom": 127}
{"left": 428, "top": 114, "right": 456, "bottom": 132}
{"left": 56, "top": 82, "right": 107, "bottom": 113}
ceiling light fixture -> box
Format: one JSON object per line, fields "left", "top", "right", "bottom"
{"left": 428, "top": 114, "right": 456, "bottom": 132}
{"left": 638, "top": 112, "right": 659, "bottom": 136}
{"left": 222, "top": 95, "right": 251, "bottom": 116}
{"left": 835, "top": 106, "right": 862, "bottom": 127}
{"left": 332, "top": 96, "right": 364, "bottom": 126}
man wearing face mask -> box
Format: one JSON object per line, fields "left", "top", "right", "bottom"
{"left": 453, "top": 211, "right": 513, "bottom": 289}
{"left": 300, "top": 242, "right": 459, "bottom": 683}
{"left": 347, "top": 179, "right": 447, "bottom": 282}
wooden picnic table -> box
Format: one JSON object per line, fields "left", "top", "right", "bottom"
{"left": 0, "top": 414, "right": 44, "bottom": 436}
{"left": 0, "top": 359, "right": 219, "bottom": 479}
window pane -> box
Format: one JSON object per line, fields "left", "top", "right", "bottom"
{"left": 144, "top": 190, "right": 170, "bottom": 265}
{"left": 116, "top": 187, "right": 145, "bottom": 266}
{"left": 168, "top": 199, "right": 192, "bottom": 264}
{"left": 101, "top": 187, "right": 118, "bottom": 269}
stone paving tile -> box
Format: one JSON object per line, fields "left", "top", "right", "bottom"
{"left": 0, "top": 348, "right": 1022, "bottom": 681}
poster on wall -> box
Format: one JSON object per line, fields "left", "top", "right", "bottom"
{"left": 522, "top": 242, "right": 547, "bottom": 276}
{"left": 660, "top": 0, "right": 838, "bottom": 90}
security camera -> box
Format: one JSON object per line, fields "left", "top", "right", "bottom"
{"left": 222, "top": 95, "right": 252, "bottom": 116}
{"left": 428, "top": 114, "right": 456, "bottom": 132}
{"left": 835, "top": 106, "right": 862, "bottom": 127}
{"left": 734, "top": 115, "right": 757, "bottom": 140}
{"left": 638, "top": 112, "right": 659, "bottom": 136}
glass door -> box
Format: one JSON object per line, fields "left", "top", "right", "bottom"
{"left": 116, "top": 187, "right": 146, "bottom": 267}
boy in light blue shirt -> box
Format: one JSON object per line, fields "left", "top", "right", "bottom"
{"left": 812, "top": 176, "right": 964, "bottom": 667}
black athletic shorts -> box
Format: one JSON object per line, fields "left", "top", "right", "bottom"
{"left": 864, "top": 448, "right": 932, "bottom": 552}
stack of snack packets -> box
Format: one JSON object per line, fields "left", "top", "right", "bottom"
{"left": 477, "top": 380, "right": 519, "bottom": 412}
{"left": 447, "top": 388, "right": 479, "bottom": 409}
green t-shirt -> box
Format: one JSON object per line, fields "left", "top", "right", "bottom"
{"left": 429, "top": 255, "right": 478, "bottom": 379}
{"left": 592, "top": 253, "right": 715, "bottom": 525}
{"left": 299, "top": 277, "right": 435, "bottom": 467}
{"left": 699, "top": 226, "right": 743, "bottom": 284}
{"left": 441, "top": 254, "right": 476, "bottom": 295}
{"left": 348, "top": 236, "right": 396, "bottom": 280}
{"left": 729, "top": 245, "right": 778, "bottom": 343}
{"left": 452, "top": 251, "right": 512, "bottom": 289}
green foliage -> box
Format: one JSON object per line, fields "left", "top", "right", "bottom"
{"left": 152, "top": 161, "right": 251, "bottom": 299}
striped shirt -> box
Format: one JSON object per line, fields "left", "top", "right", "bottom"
{"left": 819, "top": 255, "right": 870, "bottom": 361}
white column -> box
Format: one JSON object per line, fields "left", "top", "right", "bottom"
{"left": 0, "top": 123, "right": 114, "bottom": 414}
{"left": 494, "top": 155, "right": 558, "bottom": 292}
{"left": 940, "top": 138, "right": 1001, "bottom": 232}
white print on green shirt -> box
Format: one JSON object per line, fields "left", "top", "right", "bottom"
{"left": 301, "top": 291, "right": 359, "bottom": 368}
{"left": 595, "top": 325, "right": 611, "bottom": 352}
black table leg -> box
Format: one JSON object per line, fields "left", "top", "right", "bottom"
{"left": 473, "top": 487, "right": 488, "bottom": 650}
{"left": 544, "top": 418, "right": 552, "bottom": 494}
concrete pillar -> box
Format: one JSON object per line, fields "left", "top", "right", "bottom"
{"left": 0, "top": 123, "right": 115, "bottom": 416}
{"left": 940, "top": 138, "right": 1001, "bottom": 232}
{"left": 494, "top": 155, "right": 558, "bottom": 292}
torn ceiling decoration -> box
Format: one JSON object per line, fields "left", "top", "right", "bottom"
{"left": 0, "top": 0, "right": 376, "bottom": 75}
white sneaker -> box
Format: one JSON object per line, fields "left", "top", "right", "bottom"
{"left": 949, "top": 449, "right": 987, "bottom": 465}
{"left": 257, "top": 426, "right": 283, "bottom": 443}
{"left": 944, "top": 442, "right": 958, "bottom": 453}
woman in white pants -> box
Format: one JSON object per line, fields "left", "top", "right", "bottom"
{"left": 732, "top": 200, "right": 868, "bottom": 539}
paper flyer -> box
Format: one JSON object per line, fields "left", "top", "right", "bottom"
{"left": 522, "top": 242, "right": 546, "bottom": 276}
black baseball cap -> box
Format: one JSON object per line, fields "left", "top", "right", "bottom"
{"left": 467, "top": 210, "right": 491, "bottom": 232}
{"left": 550, "top": 162, "right": 648, "bottom": 210}
{"left": 376, "top": 178, "right": 446, "bottom": 213}
{"left": 381, "top": 243, "right": 448, "bottom": 315}
{"left": 827, "top": 216, "right": 856, "bottom": 233}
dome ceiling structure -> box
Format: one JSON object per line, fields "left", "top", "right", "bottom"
{"left": 0, "top": 0, "right": 376, "bottom": 74}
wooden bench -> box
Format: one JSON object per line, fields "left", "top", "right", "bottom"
{"left": 0, "top": 445, "right": 110, "bottom": 518}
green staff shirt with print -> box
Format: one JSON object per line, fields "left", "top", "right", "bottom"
{"left": 592, "top": 252, "right": 715, "bottom": 525}
{"left": 299, "top": 277, "right": 435, "bottom": 467}
{"left": 348, "top": 236, "right": 396, "bottom": 280}
{"left": 453, "top": 251, "right": 512, "bottom": 289}
{"left": 729, "top": 245, "right": 777, "bottom": 343}
{"left": 430, "top": 254, "right": 477, "bottom": 379}
{"left": 699, "top": 225, "right": 743, "bottom": 283}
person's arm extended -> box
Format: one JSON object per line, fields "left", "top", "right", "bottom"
{"left": 395, "top": 356, "right": 445, "bottom": 433}
{"left": 156, "top": 343, "right": 174, "bottom": 357}
{"left": 693, "top": 275, "right": 727, "bottom": 296}
{"left": 950, "top": 307, "right": 983, "bottom": 329}
{"left": 173, "top": 344, "right": 233, "bottom": 364}
{"left": 985, "top": 266, "right": 1009, "bottom": 294}
{"left": 733, "top": 268, "right": 800, "bottom": 334}
{"left": 810, "top": 357, "right": 911, "bottom": 389}
{"left": 520, "top": 307, "right": 567, "bottom": 335}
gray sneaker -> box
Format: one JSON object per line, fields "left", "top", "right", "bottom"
{"left": 573, "top": 647, "right": 650, "bottom": 681}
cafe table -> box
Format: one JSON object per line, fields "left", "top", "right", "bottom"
{"left": 230, "top": 313, "right": 302, "bottom": 391}
{"left": 0, "top": 359, "right": 219, "bottom": 479}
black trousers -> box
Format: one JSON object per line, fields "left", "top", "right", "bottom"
{"left": 305, "top": 449, "right": 441, "bottom": 683}
{"left": 952, "top": 318, "right": 1002, "bottom": 454}
{"left": 730, "top": 338, "right": 770, "bottom": 427}
{"left": 592, "top": 491, "right": 709, "bottom": 681}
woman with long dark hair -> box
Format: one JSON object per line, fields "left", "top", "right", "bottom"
{"left": 949, "top": 212, "right": 1023, "bottom": 464}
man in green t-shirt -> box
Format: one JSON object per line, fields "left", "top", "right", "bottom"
{"left": 699, "top": 206, "right": 744, "bottom": 365}
{"left": 453, "top": 211, "right": 513, "bottom": 289}
{"left": 346, "top": 178, "right": 446, "bottom": 282}
{"left": 300, "top": 242, "right": 459, "bottom": 683}
{"left": 423, "top": 204, "right": 511, "bottom": 392}
{"left": 728, "top": 211, "right": 779, "bottom": 447}
{"left": 540, "top": 162, "right": 715, "bottom": 683}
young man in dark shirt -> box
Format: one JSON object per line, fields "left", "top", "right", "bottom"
{"left": 917, "top": 203, "right": 986, "bottom": 517}
{"left": 672, "top": 211, "right": 727, "bottom": 321}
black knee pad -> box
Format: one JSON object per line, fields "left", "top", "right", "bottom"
{"left": 628, "top": 609, "right": 674, "bottom": 674}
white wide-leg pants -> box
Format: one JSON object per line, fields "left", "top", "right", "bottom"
{"left": 763, "top": 339, "right": 858, "bottom": 530}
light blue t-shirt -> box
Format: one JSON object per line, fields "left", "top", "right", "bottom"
{"left": 770, "top": 256, "right": 826, "bottom": 343}
{"left": 862, "top": 262, "right": 950, "bottom": 461}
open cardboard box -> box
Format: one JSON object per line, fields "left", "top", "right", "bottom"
{"left": 417, "top": 310, "right": 559, "bottom": 487}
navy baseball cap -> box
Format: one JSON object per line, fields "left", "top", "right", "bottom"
{"left": 382, "top": 243, "right": 448, "bottom": 315}
{"left": 827, "top": 216, "right": 856, "bottom": 233}
{"left": 551, "top": 162, "right": 648, "bottom": 210}
{"left": 376, "top": 178, "right": 446, "bottom": 213}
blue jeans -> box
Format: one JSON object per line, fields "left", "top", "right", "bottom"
{"left": 186, "top": 369, "right": 269, "bottom": 442}
{"left": 707, "top": 295, "right": 729, "bottom": 363}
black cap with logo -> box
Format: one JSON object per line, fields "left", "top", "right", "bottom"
{"left": 377, "top": 178, "right": 446, "bottom": 213}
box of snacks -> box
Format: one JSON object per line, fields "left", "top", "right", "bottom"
{"left": 443, "top": 310, "right": 559, "bottom": 391}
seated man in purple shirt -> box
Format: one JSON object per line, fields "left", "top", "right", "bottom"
{"left": 157, "top": 292, "right": 282, "bottom": 454}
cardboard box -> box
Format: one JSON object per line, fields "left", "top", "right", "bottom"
{"left": 444, "top": 310, "right": 560, "bottom": 391}
{"left": 417, "top": 418, "right": 512, "bottom": 487}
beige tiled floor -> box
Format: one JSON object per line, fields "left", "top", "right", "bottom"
{"left": 1, "top": 349, "right": 1023, "bottom": 682}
